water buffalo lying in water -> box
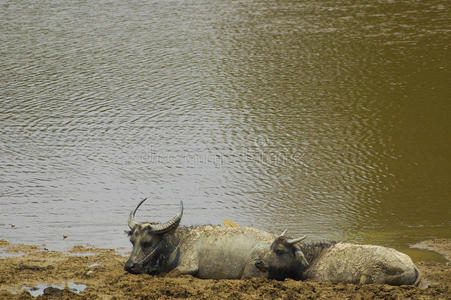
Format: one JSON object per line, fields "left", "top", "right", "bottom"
{"left": 124, "top": 199, "right": 306, "bottom": 279}
{"left": 255, "top": 235, "right": 421, "bottom": 285}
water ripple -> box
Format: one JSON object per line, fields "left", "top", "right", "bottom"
{"left": 0, "top": 0, "right": 449, "bottom": 251}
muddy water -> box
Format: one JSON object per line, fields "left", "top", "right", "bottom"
{"left": 1, "top": 0, "right": 450, "bottom": 257}
{"left": 21, "top": 282, "right": 86, "bottom": 297}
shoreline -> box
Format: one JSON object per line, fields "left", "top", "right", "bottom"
{"left": 1, "top": 239, "right": 450, "bottom": 299}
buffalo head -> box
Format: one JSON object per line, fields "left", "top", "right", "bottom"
{"left": 255, "top": 230, "right": 309, "bottom": 280}
{"left": 124, "top": 198, "right": 183, "bottom": 274}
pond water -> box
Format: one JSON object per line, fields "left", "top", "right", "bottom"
{"left": 21, "top": 282, "right": 86, "bottom": 297}
{"left": 1, "top": 0, "right": 450, "bottom": 260}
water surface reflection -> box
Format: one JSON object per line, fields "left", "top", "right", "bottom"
{"left": 1, "top": 0, "right": 449, "bottom": 256}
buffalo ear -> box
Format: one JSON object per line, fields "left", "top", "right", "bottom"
{"left": 254, "top": 259, "right": 268, "bottom": 272}
{"left": 295, "top": 250, "right": 309, "bottom": 267}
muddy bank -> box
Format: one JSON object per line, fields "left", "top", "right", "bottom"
{"left": 0, "top": 239, "right": 450, "bottom": 299}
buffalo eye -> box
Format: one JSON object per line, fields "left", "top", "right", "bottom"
{"left": 275, "top": 249, "right": 285, "bottom": 256}
{"left": 141, "top": 240, "right": 153, "bottom": 248}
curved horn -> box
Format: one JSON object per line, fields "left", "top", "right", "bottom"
{"left": 128, "top": 198, "right": 148, "bottom": 229}
{"left": 280, "top": 229, "right": 288, "bottom": 237}
{"left": 287, "top": 236, "right": 306, "bottom": 245}
{"left": 149, "top": 201, "right": 183, "bottom": 234}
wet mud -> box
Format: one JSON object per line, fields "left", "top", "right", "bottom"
{"left": 0, "top": 239, "right": 450, "bottom": 299}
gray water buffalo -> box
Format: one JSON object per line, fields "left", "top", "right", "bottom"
{"left": 124, "top": 199, "right": 305, "bottom": 279}
{"left": 255, "top": 235, "right": 421, "bottom": 285}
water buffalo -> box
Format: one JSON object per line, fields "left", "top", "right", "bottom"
{"left": 255, "top": 235, "right": 421, "bottom": 285}
{"left": 124, "top": 199, "right": 305, "bottom": 279}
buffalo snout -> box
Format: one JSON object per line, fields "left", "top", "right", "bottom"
{"left": 124, "top": 260, "right": 139, "bottom": 273}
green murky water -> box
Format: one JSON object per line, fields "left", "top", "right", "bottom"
{"left": 1, "top": 0, "right": 450, "bottom": 259}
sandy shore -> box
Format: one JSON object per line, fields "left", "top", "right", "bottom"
{"left": 0, "top": 239, "right": 450, "bottom": 299}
